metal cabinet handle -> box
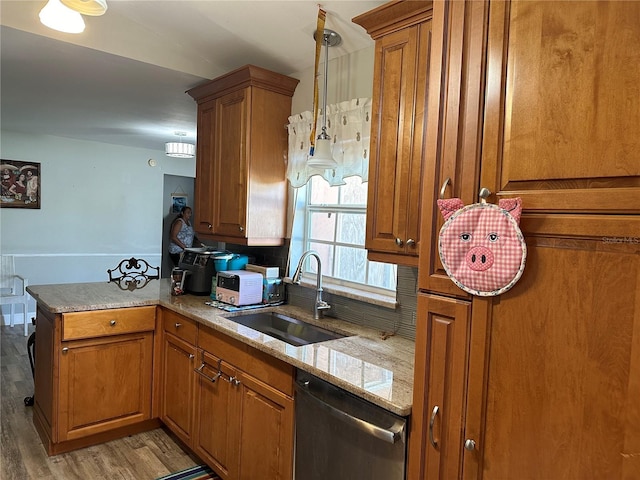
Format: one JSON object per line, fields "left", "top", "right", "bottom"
{"left": 429, "top": 405, "right": 440, "bottom": 449}
{"left": 207, "top": 224, "right": 212, "bottom": 229}
{"left": 395, "top": 238, "right": 404, "bottom": 247}
{"left": 62, "top": 347, "right": 69, "bottom": 353}
{"left": 479, "top": 187, "right": 491, "bottom": 204}
{"left": 440, "top": 177, "right": 451, "bottom": 199}
{"left": 110, "top": 320, "right": 116, "bottom": 326}
{"left": 188, "top": 354, "right": 195, "bottom": 360}
{"left": 464, "top": 439, "right": 476, "bottom": 451}
{"left": 239, "top": 226, "right": 244, "bottom": 232}
{"left": 194, "top": 358, "right": 223, "bottom": 383}
{"left": 174, "top": 322, "right": 182, "bottom": 328}
{"left": 406, "top": 239, "right": 415, "bottom": 247}
{"left": 228, "top": 376, "right": 241, "bottom": 386}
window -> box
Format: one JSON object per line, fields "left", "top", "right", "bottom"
{"left": 293, "top": 175, "right": 397, "bottom": 297}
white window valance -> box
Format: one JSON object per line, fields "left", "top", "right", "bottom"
{"left": 286, "top": 98, "right": 372, "bottom": 188}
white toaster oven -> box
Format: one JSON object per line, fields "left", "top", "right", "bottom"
{"left": 216, "top": 270, "right": 263, "bottom": 306}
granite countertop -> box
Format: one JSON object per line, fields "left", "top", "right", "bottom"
{"left": 27, "top": 279, "right": 415, "bottom": 416}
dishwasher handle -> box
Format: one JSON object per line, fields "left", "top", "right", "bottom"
{"left": 296, "top": 379, "right": 405, "bottom": 445}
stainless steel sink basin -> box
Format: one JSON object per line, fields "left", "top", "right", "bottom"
{"left": 230, "top": 311, "right": 347, "bottom": 346}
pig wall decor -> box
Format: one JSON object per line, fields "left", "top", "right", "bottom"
{"left": 437, "top": 197, "right": 527, "bottom": 296}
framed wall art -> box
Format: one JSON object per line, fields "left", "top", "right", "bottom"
{"left": 1, "top": 160, "right": 41, "bottom": 209}
{"left": 171, "top": 194, "right": 188, "bottom": 214}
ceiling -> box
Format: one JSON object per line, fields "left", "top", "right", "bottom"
{"left": 0, "top": 0, "right": 383, "bottom": 151}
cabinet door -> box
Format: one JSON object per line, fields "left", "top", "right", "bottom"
{"left": 366, "top": 21, "right": 431, "bottom": 266}
{"left": 57, "top": 332, "right": 153, "bottom": 442}
{"left": 479, "top": 0, "right": 640, "bottom": 213}
{"left": 193, "top": 351, "right": 238, "bottom": 480}
{"left": 408, "top": 293, "right": 471, "bottom": 480}
{"left": 160, "top": 333, "right": 196, "bottom": 446}
{"left": 463, "top": 222, "right": 640, "bottom": 480}
{"left": 235, "top": 371, "right": 294, "bottom": 480}
{"left": 194, "top": 99, "right": 216, "bottom": 235}
{"left": 212, "top": 88, "right": 249, "bottom": 240}
{"left": 418, "top": 0, "right": 487, "bottom": 296}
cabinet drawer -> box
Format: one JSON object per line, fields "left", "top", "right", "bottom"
{"left": 162, "top": 309, "right": 197, "bottom": 345}
{"left": 62, "top": 306, "right": 156, "bottom": 341}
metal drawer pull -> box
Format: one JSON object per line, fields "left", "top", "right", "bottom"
{"left": 395, "top": 238, "right": 404, "bottom": 247}
{"left": 194, "top": 359, "right": 222, "bottom": 383}
{"left": 429, "top": 405, "right": 440, "bottom": 449}
{"left": 296, "top": 380, "right": 404, "bottom": 444}
{"left": 406, "top": 239, "right": 415, "bottom": 247}
{"left": 175, "top": 322, "right": 182, "bottom": 328}
{"left": 110, "top": 320, "right": 116, "bottom": 326}
{"left": 62, "top": 347, "right": 69, "bottom": 353}
{"left": 464, "top": 439, "right": 476, "bottom": 451}
{"left": 188, "top": 354, "right": 195, "bottom": 360}
{"left": 440, "top": 177, "right": 451, "bottom": 199}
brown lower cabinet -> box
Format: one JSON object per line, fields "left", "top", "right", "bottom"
{"left": 160, "top": 309, "right": 198, "bottom": 446}
{"left": 33, "top": 305, "right": 159, "bottom": 455}
{"left": 159, "top": 308, "right": 295, "bottom": 480}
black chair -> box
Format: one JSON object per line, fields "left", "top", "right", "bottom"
{"left": 107, "top": 257, "right": 160, "bottom": 291}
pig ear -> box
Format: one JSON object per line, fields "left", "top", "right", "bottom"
{"left": 499, "top": 197, "right": 523, "bottom": 224}
{"left": 437, "top": 198, "right": 465, "bottom": 221}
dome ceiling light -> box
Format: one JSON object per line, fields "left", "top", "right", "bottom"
{"left": 39, "top": 0, "right": 107, "bottom": 34}
{"left": 165, "top": 132, "right": 196, "bottom": 158}
{"left": 39, "top": 0, "right": 85, "bottom": 34}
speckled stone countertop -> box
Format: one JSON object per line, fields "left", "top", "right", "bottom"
{"left": 27, "top": 280, "right": 415, "bottom": 416}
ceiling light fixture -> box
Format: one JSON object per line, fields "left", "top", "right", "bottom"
{"left": 39, "top": 0, "right": 85, "bottom": 34}
{"left": 60, "top": 0, "right": 108, "bottom": 16}
{"left": 308, "top": 28, "right": 342, "bottom": 169}
{"left": 165, "top": 132, "right": 196, "bottom": 158}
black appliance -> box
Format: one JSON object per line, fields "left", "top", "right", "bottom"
{"left": 178, "top": 249, "right": 219, "bottom": 295}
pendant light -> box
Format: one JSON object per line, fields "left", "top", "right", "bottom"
{"left": 39, "top": 0, "right": 85, "bottom": 34}
{"left": 308, "top": 29, "right": 342, "bottom": 168}
{"left": 165, "top": 132, "right": 196, "bottom": 158}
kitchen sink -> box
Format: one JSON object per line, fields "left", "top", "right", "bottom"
{"left": 230, "top": 311, "right": 348, "bottom": 347}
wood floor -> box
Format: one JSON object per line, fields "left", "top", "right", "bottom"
{"left": 1, "top": 324, "right": 200, "bottom": 480}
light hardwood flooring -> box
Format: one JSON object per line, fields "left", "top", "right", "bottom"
{"left": 1, "top": 324, "right": 200, "bottom": 480}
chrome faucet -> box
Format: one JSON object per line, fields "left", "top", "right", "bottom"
{"left": 292, "top": 250, "right": 331, "bottom": 319}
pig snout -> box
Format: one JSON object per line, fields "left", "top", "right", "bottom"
{"left": 465, "top": 245, "right": 494, "bottom": 271}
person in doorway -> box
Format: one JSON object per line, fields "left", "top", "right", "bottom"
{"left": 168, "top": 206, "right": 204, "bottom": 266}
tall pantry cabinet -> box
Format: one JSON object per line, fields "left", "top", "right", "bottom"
{"left": 409, "top": 1, "right": 640, "bottom": 480}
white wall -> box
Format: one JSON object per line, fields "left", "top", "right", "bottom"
{"left": 0, "top": 132, "right": 195, "bottom": 323}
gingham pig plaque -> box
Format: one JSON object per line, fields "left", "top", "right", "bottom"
{"left": 437, "top": 197, "right": 527, "bottom": 296}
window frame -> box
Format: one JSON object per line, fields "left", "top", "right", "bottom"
{"left": 293, "top": 176, "right": 397, "bottom": 300}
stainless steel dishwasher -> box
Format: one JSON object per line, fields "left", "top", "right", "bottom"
{"left": 294, "top": 370, "right": 407, "bottom": 480}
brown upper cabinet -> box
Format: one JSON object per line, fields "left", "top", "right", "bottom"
{"left": 187, "top": 65, "right": 299, "bottom": 246}
{"left": 353, "top": 1, "right": 434, "bottom": 267}
{"left": 418, "top": 0, "right": 640, "bottom": 296}
{"left": 479, "top": 0, "right": 640, "bottom": 214}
